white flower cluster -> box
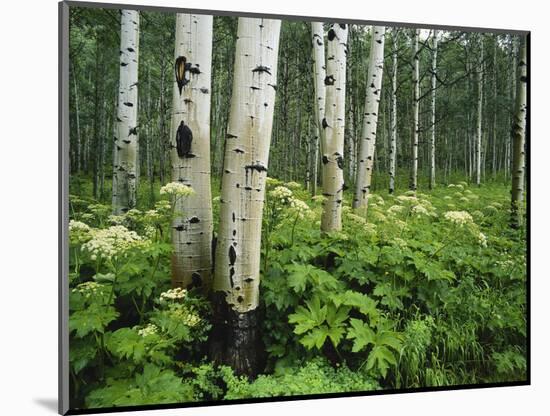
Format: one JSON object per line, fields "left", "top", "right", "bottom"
{"left": 269, "top": 186, "right": 293, "bottom": 200}
{"left": 447, "top": 183, "right": 464, "bottom": 190}
{"left": 69, "top": 220, "right": 91, "bottom": 233}
{"left": 69, "top": 220, "right": 92, "bottom": 244}
{"left": 346, "top": 212, "right": 367, "bottom": 225}
{"left": 289, "top": 198, "right": 312, "bottom": 219}
{"left": 311, "top": 195, "right": 327, "bottom": 203}
{"left": 138, "top": 323, "right": 158, "bottom": 337}
{"left": 160, "top": 287, "right": 188, "bottom": 302}
{"left": 160, "top": 182, "right": 195, "bottom": 197}
{"left": 391, "top": 237, "right": 408, "bottom": 248}
{"left": 478, "top": 232, "right": 487, "bottom": 248}
{"left": 396, "top": 195, "right": 418, "bottom": 204}
{"left": 367, "top": 194, "right": 385, "bottom": 206}
{"left": 108, "top": 214, "right": 125, "bottom": 225}
{"left": 168, "top": 304, "right": 202, "bottom": 328}
{"left": 411, "top": 204, "right": 429, "bottom": 216}
{"left": 387, "top": 205, "right": 405, "bottom": 215}
{"left": 444, "top": 210, "right": 474, "bottom": 227}
{"left": 82, "top": 225, "right": 144, "bottom": 260}
{"left": 71, "top": 281, "right": 102, "bottom": 296}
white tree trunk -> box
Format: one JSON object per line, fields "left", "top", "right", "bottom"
{"left": 510, "top": 36, "right": 527, "bottom": 227}
{"left": 476, "top": 36, "right": 484, "bottom": 186}
{"left": 311, "top": 22, "right": 326, "bottom": 196}
{"left": 389, "top": 30, "right": 398, "bottom": 194}
{"left": 410, "top": 29, "right": 420, "bottom": 192}
{"left": 211, "top": 17, "right": 281, "bottom": 376}
{"left": 321, "top": 24, "right": 348, "bottom": 231}
{"left": 112, "top": 10, "right": 140, "bottom": 214}
{"left": 169, "top": 14, "right": 214, "bottom": 290}
{"left": 429, "top": 30, "right": 438, "bottom": 189}
{"left": 353, "top": 26, "right": 385, "bottom": 209}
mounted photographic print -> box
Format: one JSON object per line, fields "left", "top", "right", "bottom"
{"left": 59, "top": 1, "right": 530, "bottom": 414}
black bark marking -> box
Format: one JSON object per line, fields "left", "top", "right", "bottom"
{"left": 336, "top": 155, "right": 344, "bottom": 170}
{"left": 322, "top": 118, "right": 329, "bottom": 129}
{"left": 123, "top": 139, "right": 131, "bottom": 144}
{"left": 174, "top": 225, "right": 185, "bottom": 231}
{"left": 322, "top": 155, "right": 329, "bottom": 165}
{"left": 324, "top": 75, "right": 335, "bottom": 85}
{"left": 229, "top": 245, "right": 237, "bottom": 266}
{"left": 128, "top": 127, "right": 138, "bottom": 136}
{"left": 229, "top": 267, "right": 235, "bottom": 287}
{"left": 252, "top": 65, "right": 271, "bottom": 75}
{"left": 233, "top": 148, "right": 245, "bottom": 154}
{"left": 339, "top": 24, "right": 347, "bottom": 29}
{"left": 232, "top": 212, "right": 236, "bottom": 222}
{"left": 175, "top": 56, "right": 191, "bottom": 94}
{"left": 189, "top": 216, "right": 200, "bottom": 224}
{"left": 226, "top": 133, "right": 238, "bottom": 139}
{"left": 191, "top": 272, "right": 202, "bottom": 289}
{"left": 200, "top": 87, "right": 210, "bottom": 94}
{"left": 123, "top": 102, "right": 133, "bottom": 107}
{"left": 120, "top": 62, "right": 128, "bottom": 67}
{"left": 327, "top": 29, "right": 336, "bottom": 41}
{"left": 176, "top": 120, "right": 193, "bottom": 158}
{"left": 244, "top": 163, "right": 267, "bottom": 173}
{"left": 127, "top": 47, "right": 135, "bottom": 52}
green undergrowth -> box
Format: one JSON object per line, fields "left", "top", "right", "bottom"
{"left": 67, "top": 175, "right": 527, "bottom": 409}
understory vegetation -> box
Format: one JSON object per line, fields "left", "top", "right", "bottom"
{"left": 68, "top": 175, "right": 527, "bottom": 408}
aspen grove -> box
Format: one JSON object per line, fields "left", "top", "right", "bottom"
{"left": 68, "top": 7, "right": 528, "bottom": 409}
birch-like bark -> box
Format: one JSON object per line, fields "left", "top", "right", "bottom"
{"left": 409, "top": 29, "right": 420, "bottom": 192}
{"left": 169, "top": 14, "right": 214, "bottom": 290}
{"left": 211, "top": 17, "right": 281, "bottom": 376}
{"left": 112, "top": 10, "right": 140, "bottom": 214}
{"left": 429, "top": 30, "right": 438, "bottom": 189}
{"left": 353, "top": 26, "right": 386, "bottom": 209}
{"left": 475, "top": 35, "right": 484, "bottom": 186}
{"left": 311, "top": 22, "right": 326, "bottom": 196}
{"left": 389, "top": 30, "right": 398, "bottom": 194}
{"left": 71, "top": 61, "right": 82, "bottom": 173}
{"left": 321, "top": 23, "right": 348, "bottom": 231}
{"left": 510, "top": 36, "right": 527, "bottom": 227}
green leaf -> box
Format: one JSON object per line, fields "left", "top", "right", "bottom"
{"left": 347, "top": 318, "right": 375, "bottom": 353}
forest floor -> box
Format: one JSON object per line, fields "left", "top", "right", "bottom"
{"left": 67, "top": 175, "right": 527, "bottom": 409}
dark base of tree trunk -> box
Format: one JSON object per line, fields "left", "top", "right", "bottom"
{"left": 208, "top": 292, "right": 265, "bottom": 379}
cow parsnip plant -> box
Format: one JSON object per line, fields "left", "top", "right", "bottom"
{"left": 68, "top": 180, "right": 526, "bottom": 407}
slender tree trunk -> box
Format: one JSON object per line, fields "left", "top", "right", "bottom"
{"left": 389, "top": 30, "right": 398, "bottom": 194}
{"left": 311, "top": 22, "right": 326, "bottom": 196}
{"left": 211, "top": 17, "right": 281, "bottom": 377}
{"left": 71, "top": 61, "right": 82, "bottom": 173}
{"left": 169, "top": 14, "right": 214, "bottom": 290}
{"left": 112, "top": 10, "right": 140, "bottom": 214}
{"left": 321, "top": 24, "right": 348, "bottom": 231}
{"left": 475, "top": 36, "right": 484, "bottom": 186}
{"left": 510, "top": 36, "right": 527, "bottom": 228}
{"left": 429, "top": 30, "right": 438, "bottom": 189}
{"left": 353, "top": 26, "right": 385, "bottom": 209}
{"left": 158, "top": 59, "right": 167, "bottom": 185}
{"left": 410, "top": 29, "right": 420, "bottom": 192}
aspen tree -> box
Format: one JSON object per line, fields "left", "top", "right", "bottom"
{"left": 211, "top": 17, "right": 281, "bottom": 376}
{"left": 409, "top": 29, "right": 420, "bottom": 192}
{"left": 311, "top": 22, "right": 326, "bottom": 196}
{"left": 389, "top": 29, "right": 398, "bottom": 194}
{"left": 112, "top": 10, "right": 140, "bottom": 214}
{"left": 353, "top": 26, "right": 386, "bottom": 209}
{"left": 475, "top": 35, "right": 484, "bottom": 186}
{"left": 510, "top": 35, "right": 527, "bottom": 228}
{"left": 321, "top": 23, "right": 348, "bottom": 231}
{"left": 429, "top": 30, "right": 438, "bottom": 189}
{"left": 169, "top": 14, "right": 214, "bottom": 290}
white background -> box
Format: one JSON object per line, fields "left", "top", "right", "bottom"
{"left": 1, "top": 0, "right": 547, "bottom": 414}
